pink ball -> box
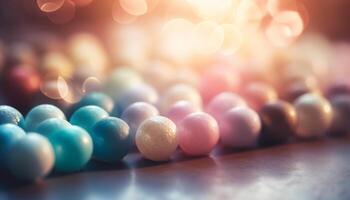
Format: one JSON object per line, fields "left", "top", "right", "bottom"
{"left": 178, "top": 112, "right": 219, "bottom": 156}
{"left": 165, "top": 101, "right": 200, "bottom": 126}
{"left": 206, "top": 92, "right": 247, "bottom": 122}
{"left": 219, "top": 106, "right": 261, "bottom": 148}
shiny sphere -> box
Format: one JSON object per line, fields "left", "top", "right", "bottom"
{"left": 0, "top": 124, "right": 25, "bottom": 167}
{"left": 71, "top": 92, "right": 114, "bottom": 114}
{"left": 259, "top": 101, "right": 297, "bottom": 146}
{"left": 294, "top": 93, "right": 333, "bottom": 138}
{"left": 35, "top": 118, "right": 71, "bottom": 137}
{"left": 206, "top": 92, "right": 247, "bottom": 122}
{"left": 243, "top": 82, "right": 278, "bottom": 111}
{"left": 91, "top": 117, "right": 131, "bottom": 162}
{"left": 136, "top": 116, "right": 177, "bottom": 161}
{"left": 113, "top": 84, "right": 158, "bottom": 116}
{"left": 25, "top": 104, "right": 66, "bottom": 132}
{"left": 70, "top": 105, "right": 109, "bottom": 133}
{"left": 159, "top": 84, "right": 202, "bottom": 114}
{"left": 165, "top": 101, "right": 200, "bottom": 126}
{"left": 7, "top": 133, "right": 54, "bottom": 180}
{"left": 329, "top": 95, "right": 350, "bottom": 136}
{"left": 219, "top": 107, "right": 261, "bottom": 148}
{"left": 0, "top": 105, "right": 24, "bottom": 127}
{"left": 121, "top": 102, "right": 159, "bottom": 145}
{"left": 48, "top": 126, "right": 93, "bottom": 172}
{"left": 178, "top": 112, "right": 219, "bottom": 156}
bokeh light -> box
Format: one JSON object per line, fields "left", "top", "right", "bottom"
{"left": 37, "top": 0, "right": 65, "bottom": 13}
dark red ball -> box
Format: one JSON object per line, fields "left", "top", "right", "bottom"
{"left": 258, "top": 100, "right": 297, "bottom": 146}
{"left": 1, "top": 66, "right": 41, "bottom": 113}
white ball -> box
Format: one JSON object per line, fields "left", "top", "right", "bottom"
{"left": 159, "top": 84, "right": 202, "bottom": 114}
{"left": 294, "top": 93, "right": 333, "bottom": 138}
{"left": 219, "top": 107, "right": 261, "bottom": 148}
{"left": 7, "top": 133, "right": 54, "bottom": 180}
{"left": 136, "top": 116, "right": 177, "bottom": 161}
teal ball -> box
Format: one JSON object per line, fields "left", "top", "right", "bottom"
{"left": 71, "top": 92, "right": 114, "bottom": 114}
{"left": 25, "top": 104, "right": 66, "bottom": 132}
{"left": 35, "top": 118, "right": 71, "bottom": 137}
{"left": 91, "top": 117, "right": 131, "bottom": 162}
{"left": 0, "top": 106, "right": 24, "bottom": 127}
{"left": 70, "top": 105, "right": 109, "bottom": 134}
{"left": 0, "top": 124, "right": 26, "bottom": 167}
{"left": 48, "top": 126, "right": 93, "bottom": 173}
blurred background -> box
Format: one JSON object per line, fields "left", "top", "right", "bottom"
{"left": 0, "top": 0, "right": 349, "bottom": 114}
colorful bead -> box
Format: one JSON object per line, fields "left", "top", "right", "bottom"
{"left": 165, "top": 100, "right": 200, "bottom": 126}
{"left": 329, "top": 95, "right": 350, "bottom": 136}
{"left": 259, "top": 101, "right": 297, "bottom": 146}
{"left": 0, "top": 105, "right": 25, "bottom": 127}
{"left": 35, "top": 118, "right": 71, "bottom": 137}
{"left": 91, "top": 117, "right": 131, "bottom": 162}
{"left": 219, "top": 107, "right": 261, "bottom": 148}
{"left": 25, "top": 104, "right": 66, "bottom": 131}
{"left": 159, "top": 84, "right": 202, "bottom": 114}
{"left": 7, "top": 133, "right": 54, "bottom": 180}
{"left": 121, "top": 102, "right": 159, "bottom": 145}
{"left": 0, "top": 124, "right": 25, "bottom": 167}
{"left": 206, "top": 92, "right": 247, "bottom": 122}
{"left": 113, "top": 84, "right": 158, "bottom": 116}
{"left": 48, "top": 126, "right": 93, "bottom": 172}
{"left": 136, "top": 116, "right": 177, "bottom": 161}
{"left": 71, "top": 92, "right": 114, "bottom": 114}
{"left": 70, "top": 105, "right": 109, "bottom": 133}
{"left": 294, "top": 93, "right": 333, "bottom": 138}
{"left": 178, "top": 112, "right": 219, "bottom": 156}
{"left": 243, "top": 82, "right": 277, "bottom": 111}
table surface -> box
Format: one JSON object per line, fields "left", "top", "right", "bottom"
{"left": 1, "top": 138, "right": 350, "bottom": 200}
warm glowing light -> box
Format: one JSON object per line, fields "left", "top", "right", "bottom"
{"left": 37, "top": 0, "right": 65, "bottom": 13}
{"left": 273, "top": 11, "right": 304, "bottom": 36}
{"left": 146, "top": 0, "right": 160, "bottom": 12}
{"left": 82, "top": 77, "right": 101, "bottom": 93}
{"left": 188, "top": 0, "right": 233, "bottom": 21}
{"left": 40, "top": 76, "right": 69, "bottom": 100}
{"left": 160, "top": 18, "right": 195, "bottom": 61}
{"left": 108, "top": 26, "right": 149, "bottom": 69}
{"left": 47, "top": 0, "right": 76, "bottom": 24}
{"left": 72, "top": 0, "right": 94, "bottom": 7}
{"left": 112, "top": 0, "right": 138, "bottom": 24}
{"left": 192, "top": 21, "right": 224, "bottom": 55}
{"left": 220, "top": 24, "right": 243, "bottom": 55}
{"left": 41, "top": 52, "right": 74, "bottom": 78}
{"left": 265, "top": 21, "right": 295, "bottom": 47}
{"left": 68, "top": 33, "right": 108, "bottom": 73}
{"left": 235, "top": 0, "right": 266, "bottom": 31}
{"left": 120, "top": 0, "right": 148, "bottom": 16}
{"left": 267, "top": 0, "right": 297, "bottom": 16}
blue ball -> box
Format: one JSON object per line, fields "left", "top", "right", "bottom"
{"left": 71, "top": 92, "right": 114, "bottom": 114}
{"left": 91, "top": 117, "right": 131, "bottom": 162}
{"left": 35, "top": 118, "right": 71, "bottom": 138}
{"left": 70, "top": 105, "right": 109, "bottom": 133}
{"left": 0, "top": 124, "right": 26, "bottom": 167}
{"left": 48, "top": 126, "right": 93, "bottom": 172}
{"left": 25, "top": 104, "right": 66, "bottom": 132}
{"left": 0, "top": 106, "right": 25, "bottom": 127}
{"left": 7, "top": 133, "right": 54, "bottom": 180}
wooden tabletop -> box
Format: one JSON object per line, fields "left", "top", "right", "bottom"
{"left": 1, "top": 138, "right": 350, "bottom": 200}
